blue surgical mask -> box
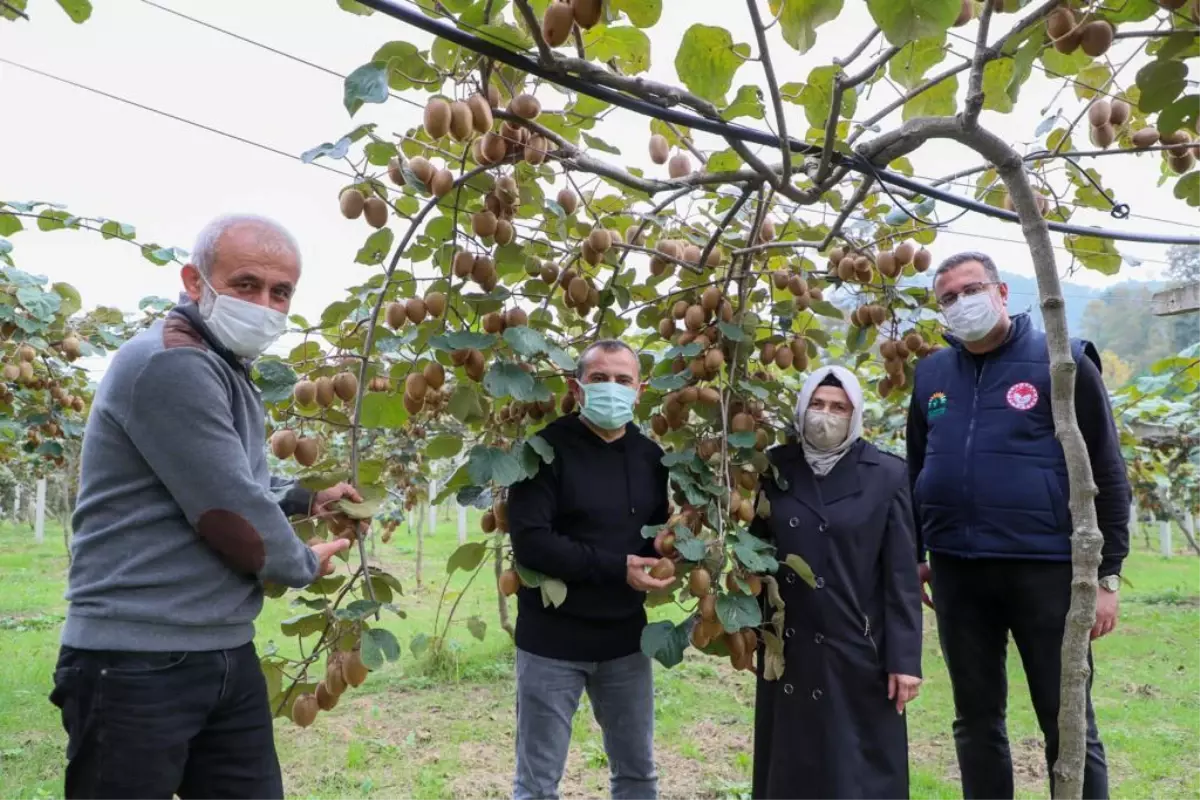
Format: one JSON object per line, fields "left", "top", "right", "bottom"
{"left": 579, "top": 381, "right": 637, "bottom": 431}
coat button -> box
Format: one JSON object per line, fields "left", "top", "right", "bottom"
{"left": 815, "top": 577, "right": 825, "bottom": 589}
{"left": 814, "top": 632, "right": 824, "bottom": 644}
{"left": 784, "top": 628, "right": 794, "bottom": 639}
{"left": 812, "top": 688, "right": 823, "bottom": 700}
{"left": 818, "top": 523, "right": 828, "bottom": 533}
{"left": 785, "top": 573, "right": 796, "bottom": 585}
{"left": 788, "top": 516, "right": 799, "bottom": 528}
{"left": 783, "top": 683, "right": 794, "bottom": 695}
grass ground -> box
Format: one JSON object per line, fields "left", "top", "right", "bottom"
{"left": 1, "top": 516, "right": 1197, "bottom": 799}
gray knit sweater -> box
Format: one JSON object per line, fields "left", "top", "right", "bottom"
{"left": 62, "top": 303, "right": 318, "bottom": 652}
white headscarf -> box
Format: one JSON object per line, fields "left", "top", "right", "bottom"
{"left": 794, "top": 365, "right": 864, "bottom": 477}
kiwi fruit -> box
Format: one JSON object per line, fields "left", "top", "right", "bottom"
{"left": 271, "top": 430, "right": 298, "bottom": 459}
{"left": 658, "top": 239, "right": 684, "bottom": 261}
{"left": 481, "top": 132, "right": 508, "bottom": 165}
{"left": 705, "top": 348, "right": 725, "bottom": 373}
{"left": 1131, "top": 127, "right": 1160, "bottom": 148}
{"left": 449, "top": 251, "right": 473, "bottom": 280}
{"left": 510, "top": 93, "right": 541, "bottom": 120}
{"left": 315, "top": 377, "right": 336, "bottom": 407}
{"left": 913, "top": 248, "right": 932, "bottom": 272}
{"left": 467, "top": 93, "right": 494, "bottom": 134}
{"left": 400, "top": 298, "right": 423, "bottom": 324}
{"left": 505, "top": 307, "right": 528, "bottom": 328}
{"left": 332, "top": 372, "right": 358, "bottom": 402}
{"left": 494, "top": 219, "right": 515, "bottom": 246}
{"left": 699, "top": 387, "right": 721, "bottom": 406}
{"left": 568, "top": 277, "right": 590, "bottom": 305}
{"left": 684, "top": 304, "right": 706, "bottom": 332}
{"left": 588, "top": 228, "right": 612, "bottom": 253}
{"left": 649, "top": 134, "right": 669, "bottom": 164}
{"left": 386, "top": 157, "right": 406, "bottom": 187}
{"left": 316, "top": 681, "right": 339, "bottom": 712}
{"left": 62, "top": 336, "right": 81, "bottom": 359}
{"left": 1090, "top": 123, "right": 1115, "bottom": 149}
{"left": 525, "top": 135, "right": 549, "bottom": 165}
{"left": 430, "top": 169, "right": 455, "bottom": 198}
{"left": 649, "top": 558, "right": 675, "bottom": 580}
{"left": 483, "top": 311, "right": 505, "bottom": 334}
{"left": 1046, "top": 6, "right": 1074, "bottom": 41}
{"left": 294, "top": 438, "right": 320, "bottom": 467}
{"left": 701, "top": 286, "right": 722, "bottom": 312}
{"left": 425, "top": 292, "right": 447, "bottom": 318}
{"left": 760, "top": 218, "right": 776, "bottom": 242}
{"left": 1088, "top": 100, "right": 1112, "bottom": 129}
{"left": 363, "top": 197, "right": 388, "bottom": 229}
{"left": 473, "top": 211, "right": 499, "bottom": 238}
{"left": 1162, "top": 130, "right": 1193, "bottom": 153}
{"left": 732, "top": 412, "right": 755, "bottom": 433}
{"left": 291, "top": 693, "right": 319, "bottom": 727}
{"left": 342, "top": 651, "right": 369, "bottom": 687}
{"left": 658, "top": 317, "right": 676, "bottom": 338}
{"left": 405, "top": 372, "right": 428, "bottom": 401}
{"left": 424, "top": 98, "right": 452, "bottom": 139}
{"left": 542, "top": 2, "right": 575, "bottom": 46}
{"left": 481, "top": 510, "right": 497, "bottom": 533}
{"left": 1109, "top": 99, "right": 1131, "bottom": 127}
{"left": 1055, "top": 26, "right": 1083, "bottom": 54}
{"left": 557, "top": 188, "right": 578, "bottom": 214}
{"left": 1080, "top": 21, "right": 1114, "bottom": 57}
{"left": 449, "top": 101, "right": 473, "bottom": 141}
{"left": 689, "top": 567, "right": 712, "bottom": 597}
{"left": 423, "top": 361, "right": 446, "bottom": 390}
{"left": 668, "top": 153, "right": 692, "bottom": 179}
{"left": 1168, "top": 152, "right": 1195, "bottom": 174}
{"left": 466, "top": 349, "right": 486, "bottom": 381}
{"left": 572, "top": 0, "right": 602, "bottom": 28}
{"left": 894, "top": 242, "right": 915, "bottom": 265}
{"left": 408, "top": 156, "right": 435, "bottom": 187}
{"left": 499, "top": 568, "right": 520, "bottom": 596}
{"left": 294, "top": 379, "right": 317, "bottom": 406}
{"left": 325, "top": 656, "right": 347, "bottom": 696}
{"left": 540, "top": 262, "right": 561, "bottom": 284}
{"left": 672, "top": 299, "right": 690, "bottom": 319}
{"left": 876, "top": 250, "right": 898, "bottom": 278}
{"left": 339, "top": 188, "right": 365, "bottom": 219}
{"left": 771, "top": 270, "right": 789, "bottom": 290}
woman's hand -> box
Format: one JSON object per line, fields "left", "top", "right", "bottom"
{"left": 887, "top": 673, "right": 922, "bottom": 714}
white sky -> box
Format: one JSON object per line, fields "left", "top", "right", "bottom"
{"left": 1, "top": 0, "right": 1195, "bottom": 358}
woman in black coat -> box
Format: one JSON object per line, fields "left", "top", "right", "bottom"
{"left": 750, "top": 365, "right": 923, "bottom": 800}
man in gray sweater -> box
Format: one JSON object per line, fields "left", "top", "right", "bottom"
{"left": 50, "top": 214, "right": 364, "bottom": 799}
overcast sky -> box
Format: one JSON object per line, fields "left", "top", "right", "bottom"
{"left": 1, "top": 0, "right": 1194, "bottom": 344}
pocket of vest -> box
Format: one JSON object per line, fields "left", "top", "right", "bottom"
{"left": 1043, "top": 469, "right": 1070, "bottom": 530}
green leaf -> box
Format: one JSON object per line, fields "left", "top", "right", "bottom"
{"left": 503, "top": 325, "right": 550, "bottom": 358}
{"left": 611, "top": 0, "right": 661, "bottom": 26}
{"left": 723, "top": 85, "right": 766, "bottom": 121}
{"left": 650, "top": 372, "right": 690, "bottom": 391}
{"left": 16, "top": 287, "right": 60, "bottom": 321}
{"left": 784, "top": 554, "right": 816, "bottom": 588}
{"left": 373, "top": 40, "right": 439, "bottom": 90}
{"left": 467, "top": 616, "right": 488, "bottom": 641}
{"left": 426, "top": 434, "right": 464, "bottom": 459}
{"left": 1005, "top": 33, "right": 1041, "bottom": 108}
{"left": 583, "top": 25, "right": 651, "bottom": 74}
{"left": 1136, "top": 60, "right": 1187, "bottom": 114}
{"left": 808, "top": 298, "right": 844, "bottom": 320}
{"left": 337, "top": 0, "right": 375, "bottom": 14}
{"left": 280, "top": 612, "right": 325, "bottom": 638}
{"left": 334, "top": 497, "right": 384, "bottom": 519}
{"left": 359, "top": 393, "right": 408, "bottom": 429}
{"left": 770, "top": 0, "right": 844, "bottom": 54}
{"left": 355, "top": 228, "right": 394, "bottom": 265}
{"left": 478, "top": 22, "right": 534, "bottom": 53}
{"left": 1175, "top": 173, "right": 1200, "bottom": 209}
{"left": 673, "top": 527, "right": 708, "bottom": 561}
{"left": 515, "top": 562, "right": 546, "bottom": 588}
{"left": 1066, "top": 234, "right": 1121, "bottom": 276}
{"left": 430, "top": 331, "right": 498, "bottom": 351}
{"left": 674, "top": 24, "right": 748, "bottom": 105}
{"left": 484, "top": 362, "right": 537, "bottom": 401}
{"left": 1040, "top": 45, "right": 1091, "bottom": 77}
{"left": 448, "top": 384, "right": 487, "bottom": 423}
{"left": 1099, "top": 0, "right": 1158, "bottom": 22}
{"left": 727, "top": 431, "right": 757, "bottom": 449}
{"left": 762, "top": 629, "right": 785, "bottom": 680}
{"left": 0, "top": 213, "right": 22, "bottom": 237}
{"left": 54, "top": 0, "right": 91, "bottom": 23}
{"left": 718, "top": 322, "right": 749, "bottom": 342}
{"left": 540, "top": 577, "right": 568, "bottom": 608}
{"left": 867, "top": 0, "right": 958, "bottom": 46}
{"left": 716, "top": 593, "right": 762, "bottom": 633}
{"left": 889, "top": 35, "right": 948, "bottom": 91}
{"left": 255, "top": 359, "right": 298, "bottom": 404}
{"left": 1073, "top": 62, "right": 1111, "bottom": 101}
{"left": 343, "top": 62, "right": 390, "bottom": 117}
{"left": 1158, "top": 95, "right": 1199, "bottom": 138}
{"left": 447, "top": 541, "right": 488, "bottom": 574}
{"left": 37, "top": 209, "right": 71, "bottom": 232}
{"left": 902, "top": 74, "right": 958, "bottom": 120}
{"left": 467, "top": 445, "right": 526, "bottom": 487}
{"left": 409, "top": 632, "right": 430, "bottom": 657}
{"left": 981, "top": 58, "right": 1016, "bottom": 113}
{"left": 707, "top": 149, "right": 743, "bottom": 172}
{"left": 361, "top": 627, "right": 400, "bottom": 669}
{"left": 527, "top": 434, "right": 555, "bottom": 464}
{"left": 52, "top": 282, "right": 82, "bottom": 317}
{"left": 640, "top": 619, "right": 690, "bottom": 668}
{"left": 581, "top": 132, "right": 622, "bottom": 155}
{"left": 798, "top": 65, "right": 857, "bottom": 130}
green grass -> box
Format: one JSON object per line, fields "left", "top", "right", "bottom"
{"left": 1, "top": 516, "right": 1197, "bottom": 799}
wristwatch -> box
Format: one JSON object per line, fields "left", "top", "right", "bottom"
{"left": 1098, "top": 575, "right": 1120, "bottom": 593}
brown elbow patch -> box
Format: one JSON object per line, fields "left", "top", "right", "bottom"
{"left": 196, "top": 510, "right": 266, "bottom": 574}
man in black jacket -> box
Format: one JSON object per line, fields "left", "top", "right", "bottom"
{"left": 508, "top": 339, "right": 674, "bottom": 800}
{"left": 907, "top": 252, "right": 1131, "bottom": 800}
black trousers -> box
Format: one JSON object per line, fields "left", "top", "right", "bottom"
{"left": 49, "top": 641, "right": 283, "bottom": 799}
{"left": 929, "top": 553, "right": 1109, "bottom": 800}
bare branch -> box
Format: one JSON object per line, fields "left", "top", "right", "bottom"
{"left": 963, "top": 0, "right": 996, "bottom": 129}
{"left": 700, "top": 185, "right": 755, "bottom": 270}
{"left": 1114, "top": 27, "right": 1196, "bottom": 39}
{"left": 817, "top": 45, "right": 900, "bottom": 184}
{"left": 933, "top": 143, "right": 1189, "bottom": 188}
{"left": 819, "top": 176, "right": 874, "bottom": 250}
{"left": 609, "top": 241, "right": 704, "bottom": 275}
{"left": 835, "top": 27, "right": 881, "bottom": 68}
{"left": 667, "top": 121, "right": 709, "bottom": 166}
{"left": 746, "top": 0, "right": 792, "bottom": 183}
{"left": 512, "top": 0, "right": 554, "bottom": 63}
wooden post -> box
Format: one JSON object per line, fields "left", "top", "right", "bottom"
{"left": 14, "top": 484, "right": 21, "bottom": 519}
{"left": 34, "top": 478, "right": 47, "bottom": 544}
{"left": 1150, "top": 283, "right": 1200, "bottom": 316}
{"left": 457, "top": 502, "right": 468, "bottom": 545}
{"left": 1159, "top": 520, "right": 1172, "bottom": 558}
{"left": 427, "top": 479, "right": 437, "bottom": 534}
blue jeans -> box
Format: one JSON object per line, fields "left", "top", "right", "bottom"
{"left": 49, "top": 642, "right": 282, "bottom": 799}
{"left": 513, "top": 648, "right": 657, "bottom": 800}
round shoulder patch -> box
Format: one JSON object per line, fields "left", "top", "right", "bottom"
{"left": 1006, "top": 382, "right": 1039, "bottom": 411}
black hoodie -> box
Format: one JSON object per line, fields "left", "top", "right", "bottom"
{"left": 508, "top": 413, "right": 669, "bottom": 662}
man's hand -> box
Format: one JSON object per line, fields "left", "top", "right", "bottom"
{"left": 1091, "top": 584, "right": 1119, "bottom": 640}
{"left": 311, "top": 539, "right": 351, "bottom": 577}
{"left": 626, "top": 555, "right": 675, "bottom": 592}
{"left": 888, "top": 673, "right": 922, "bottom": 714}
{"left": 312, "top": 482, "right": 369, "bottom": 539}
{"left": 918, "top": 562, "right": 934, "bottom": 610}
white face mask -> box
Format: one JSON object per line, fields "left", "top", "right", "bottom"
{"left": 803, "top": 409, "right": 851, "bottom": 451}
{"left": 943, "top": 291, "right": 1001, "bottom": 342}
{"left": 196, "top": 274, "right": 287, "bottom": 359}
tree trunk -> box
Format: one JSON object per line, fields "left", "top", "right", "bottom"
{"left": 415, "top": 501, "right": 426, "bottom": 588}
{"left": 495, "top": 543, "right": 514, "bottom": 639}
{"left": 1162, "top": 495, "right": 1200, "bottom": 556}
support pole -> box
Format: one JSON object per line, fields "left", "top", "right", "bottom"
{"left": 458, "top": 502, "right": 468, "bottom": 545}
{"left": 1159, "top": 519, "right": 1172, "bottom": 558}
{"left": 428, "top": 479, "right": 437, "bottom": 534}
{"left": 34, "top": 478, "right": 47, "bottom": 544}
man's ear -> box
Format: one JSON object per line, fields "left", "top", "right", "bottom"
{"left": 997, "top": 281, "right": 1010, "bottom": 307}
{"left": 181, "top": 264, "right": 205, "bottom": 304}
{"left": 567, "top": 377, "right": 582, "bottom": 402}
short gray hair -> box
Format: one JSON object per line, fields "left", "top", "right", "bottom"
{"left": 933, "top": 251, "right": 1001, "bottom": 289}
{"left": 189, "top": 213, "right": 301, "bottom": 278}
{"left": 576, "top": 339, "right": 638, "bottom": 379}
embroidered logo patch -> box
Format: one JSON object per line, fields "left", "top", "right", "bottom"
{"left": 927, "top": 392, "right": 948, "bottom": 420}
{"left": 1006, "top": 382, "right": 1039, "bottom": 411}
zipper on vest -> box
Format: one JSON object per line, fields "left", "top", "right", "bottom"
{"left": 963, "top": 360, "right": 987, "bottom": 546}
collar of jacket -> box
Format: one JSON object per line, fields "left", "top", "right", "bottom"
{"left": 168, "top": 295, "right": 253, "bottom": 379}
{"left": 769, "top": 438, "right": 880, "bottom": 511}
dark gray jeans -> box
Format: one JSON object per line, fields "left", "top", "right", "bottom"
{"left": 513, "top": 648, "right": 657, "bottom": 800}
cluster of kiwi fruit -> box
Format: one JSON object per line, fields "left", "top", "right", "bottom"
{"left": 649, "top": 236, "right": 723, "bottom": 276}
{"left": 768, "top": 266, "right": 821, "bottom": 312}
{"left": 473, "top": 175, "right": 522, "bottom": 245}
{"left": 758, "top": 337, "right": 811, "bottom": 373}
{"left": 290, "top": 648, "right": 372, "bottom": 728}
{"left": 647, "top": 133, "right": 695, "bottom": 180}
{"left": 338, "top": 187, "right": 390, "bottom": 230}
{"left": 667, "top": 562, "right": 758, "bottom": 671}
{"left": 453, "top": 250, "right": 500, "bottom": 292}
{"left": 553, "top": 265, "right": 602, "bottom": 316}
{"left": 1086, "top": 98, "right": 1132, "bottom": 150}
{"left": 1046, "top": 7, "right": 1115, "bottom": 57}
{"left": 876, "top": 332, "right": 940, "bottom": 398}
{"left": 450, "top": 346, "right": 489, "bottom": 382}
{"left": 402, "top": 360, "right": 448, "bottom": 414}
{"left": 1150, "top": 129, "right": 1198, "bottom": 175}
{"left": 540, "top": 0, "right": 603, "bottom": 48}
{"left": 385, "top": 292, "right": 447, "bottom": 331}
{"left": 482, "top": 306, "right": 531, "bottom": 335}
{"left": 270, "top": 427, "right": 322, "bottom": 468}
{"left": 481, "top": 492, "right": 511, "bottom": 535}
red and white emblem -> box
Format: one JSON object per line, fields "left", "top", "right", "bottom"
{"left": 1006, "top": 382, "right": 1039, "bottom": 411}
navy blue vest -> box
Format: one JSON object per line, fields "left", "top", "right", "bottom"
{"left": 911, "top": 313, "right": 1099, "bottom": 561}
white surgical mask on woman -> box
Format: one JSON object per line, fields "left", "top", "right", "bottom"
{"left": 943, "top": 291, "right": 1000, "bottom": 342}
{"left": 196, "top": 273, "right": 287, "bottom": 359}
{"left": 804, "top": 409, "right": 851, "bottom": 451}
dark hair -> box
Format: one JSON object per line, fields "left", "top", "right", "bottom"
{"left": 575, "top": 339, "right": 638, "bottom": 378}
{"left": 933, "top": 251, "right": 1001, "bottom": 291}
{"left": 817, "top": 372, "right": 843, "bottom": 389}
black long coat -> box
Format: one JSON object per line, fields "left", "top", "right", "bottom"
{"left": 750, "top": 439, "right": 923, "bottom": 800}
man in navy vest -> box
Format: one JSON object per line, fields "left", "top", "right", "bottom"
{"left": 907, "top": 252, "right": 1130, "bottom": 800}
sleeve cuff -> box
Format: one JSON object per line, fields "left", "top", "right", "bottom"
{"left": 280, "top": 484, "right": 315, "bottom": 518}
{"left": 599, "top": 550, "right": 628, "bottom": 584}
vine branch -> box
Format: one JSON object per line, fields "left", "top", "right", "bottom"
{"left": 746, "top": 0, "right": 791, "bottom": 183}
